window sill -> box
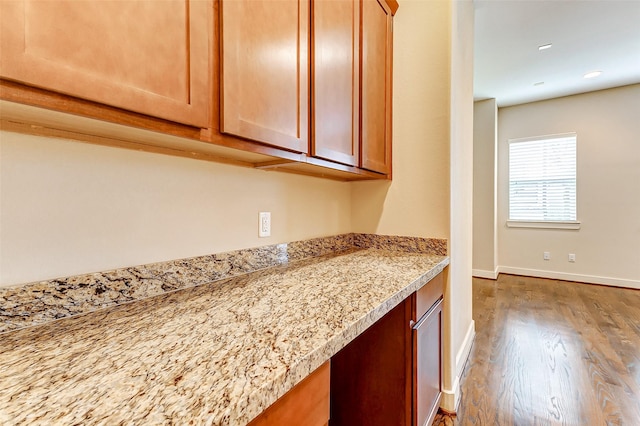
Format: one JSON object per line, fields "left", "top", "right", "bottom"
{"left": 507, "top": 220, "right": 581, "bottom": 230}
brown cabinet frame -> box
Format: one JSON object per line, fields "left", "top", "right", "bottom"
{"left": 329, "top": 269, "right": 444, "bottom": 426}
{"left": 0, "top": 0, "right": 397, "bottom": 182}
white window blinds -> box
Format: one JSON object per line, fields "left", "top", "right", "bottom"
{"left": 509, "top": 133, "right": 577, "bottom": 222}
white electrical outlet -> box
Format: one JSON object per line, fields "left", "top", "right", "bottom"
{"left": 543, "top": 251, "right": 551, "bottom": 261}
{"left": 259, "top": 212, "right": 271, "bottom": 237}
{"left": 568, "top": 253, "right": 576, "bottom": 262}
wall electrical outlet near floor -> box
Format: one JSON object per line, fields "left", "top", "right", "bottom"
{"left": 259, "top": 212, "right": 271, "bottom": 237}
{"left": 543, "top": 252, "right": 551, "bottom": 261}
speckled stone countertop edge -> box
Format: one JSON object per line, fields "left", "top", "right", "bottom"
{"left": 195, "top": 255, "right": 450, "bottom": 425}
{"left": 0, "top": 233, "right": 447, "bottom": 334}
{"left": 0, "top": 248, "right": 449, "bottom": 425}
{"left": 241, "top": 256, "right": 450, "bottom": 424}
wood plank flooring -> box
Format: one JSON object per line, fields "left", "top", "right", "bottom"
{"left": 433, "top": 274, "right": 640, "bottom": 426}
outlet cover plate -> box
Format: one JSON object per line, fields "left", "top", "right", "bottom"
{"left": 259, "top": 212, "right": 271, "bottom": 237}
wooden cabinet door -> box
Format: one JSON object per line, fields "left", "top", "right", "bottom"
{"left": 311, "top": 0, "right": 359, "bottom": 166}
{"left": 249, "top": 361, "right": 330, "bottom": 426}
{"left": 0, "top": 0, "right": 210, "bottom": 128}
{"left": 220, "top": 0, "right": 309, "bottom": 153}
{"left": 361, "top": 0, "right": 394, "bottom": 174}
{"left": 413, "top": 298, "right": 443, "bottom": 426}
{"left": 330, "top": 298, "right": 412, "bottom": 426}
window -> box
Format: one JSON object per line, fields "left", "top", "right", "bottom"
{"left": 508, "top": 133, "right": 579, "bottom": 229}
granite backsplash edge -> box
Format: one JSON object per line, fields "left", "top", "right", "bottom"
{"left": 0, "top": 233, "right": 447, "bottom": 334}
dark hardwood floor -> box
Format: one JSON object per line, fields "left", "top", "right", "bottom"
{"left": 433, "top": 274, "right": 640, "bottom": 426}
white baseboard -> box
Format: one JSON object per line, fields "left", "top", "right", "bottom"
{"left": 440, "top": 377, "right": 459, "bottom": 413}
{"left": 472, "top": 268, "right": 498, "bottom": 279}
{"left": 497, "top": 266, "right": 640, "bottom": 290}
{"left": 440, "top": 320, "right": 476, "bottom": 413}
{"left": 455, "top": 320, "right": 476, "bottom": 378}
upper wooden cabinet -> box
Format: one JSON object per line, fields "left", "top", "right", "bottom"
{"left": 0, "top": 0, "right": 211, "bottom": 128}
{"left": 361, "top": 0, "right": 395, "bottom": 174}
{"left": 0, "top": 0, "right": 397, "bottom": 181}
{"left": 220, "top": 0, "right": 310, "bottom": 154}
{"left": 311, "top": 0, "right": 360, "bottom": 167}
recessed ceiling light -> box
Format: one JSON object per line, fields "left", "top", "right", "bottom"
{"left": 584, "top": 71, "right": 602, "bottom": 79}
{"left": 534, "top": 82, "right": 544, "bottom": 86}
{"left": 538, "top": 43, "right": 552, "bottom": 51}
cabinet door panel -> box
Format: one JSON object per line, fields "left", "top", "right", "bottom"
{"left": 221, "top": 0, "right": 309, "bottom": 153}
{"left": 312, "top": 0, "right": 359, "bottom": 166}
{"left": 361, "top": 0, "right": 392, "bottom": 174}
{"left": 416, "top": 272, "right": 444, "bottom": 320}
{"left": 249, "top": 361, "right": 330, "bottom": 426}
{"left": 0, "top": 0, "right": 210, "bottom": 127}
{"left": 413, "top": 299, "right": 443, "bottom": 426}
{"left": 330, "top": 298, "right": 412, "bottom": 425}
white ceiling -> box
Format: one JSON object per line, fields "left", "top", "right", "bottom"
{"left": 474, "top": 0, "right": 640, "bottom": 107}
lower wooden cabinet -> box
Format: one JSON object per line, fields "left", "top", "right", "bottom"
{"left": 330, "top": 298, "right": 413, "bottom": 425}
{"left": 413, "top": 270, "right": 444, "bottom": 426}
{"left": 330, "top": 272, "right": 444, "bottom": 426}
{"left": 413, "top": 297, "right": 443, "bottom": 426}
{"left": 249, "top": 361, "right": 330, "bottom": 426}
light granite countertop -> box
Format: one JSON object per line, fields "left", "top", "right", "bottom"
{"left": 0, "top": 247, "right": 448, "bottom": 425}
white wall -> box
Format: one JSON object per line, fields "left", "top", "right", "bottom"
{"left": 497, "top": 84, "right": 640, "bottom": 288}
{"left": 472, "top": 99, "right": 497, "bottom": 278}
{"left": 0, "top": 132, "right": 352, "bottom": 286}
{"left": 446, "top": 0, "right": 475, "bottom": 411}
{"left": 351, "top": 0, "right": 451, "bottom": 239}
